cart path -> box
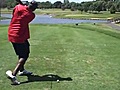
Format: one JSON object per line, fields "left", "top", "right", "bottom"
{"left": 106, "top": 23, "right": 120, "bottom": 31}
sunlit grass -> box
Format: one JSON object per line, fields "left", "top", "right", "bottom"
{"left": 0, "top": 24, "right": 120, "bottom": 90}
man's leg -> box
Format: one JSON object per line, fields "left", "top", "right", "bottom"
{"left": 18, "top": 56, "right": 27, "bottom": 72}
{"left": 6, "top": 41, "right": 31, "bottom": 85}
{"left": 6, "top": 58, "right": 26, "bottom": 85}
{"left": 12, "top": 58, "right": 26, "bottom": 76}
{"left": 12, "top": 40, "right": 31, "bottom": 75}
{"left": 12, "top": 55, "right": 32, "bottom": 77}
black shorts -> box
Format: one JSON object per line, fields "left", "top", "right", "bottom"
{"left": 12, "top": 40, "right": 30, "bottom": 60}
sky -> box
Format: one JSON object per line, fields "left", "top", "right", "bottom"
{"left": 22, "top": 0, "right": 94, "bottom": 3}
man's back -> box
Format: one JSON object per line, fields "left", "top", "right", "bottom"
{"left": 8, "top": 4, "right": 35, "bottom": 43}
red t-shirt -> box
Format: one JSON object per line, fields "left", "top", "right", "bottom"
{"left": 8, "top": 4, "right": 35, "bottom": 43}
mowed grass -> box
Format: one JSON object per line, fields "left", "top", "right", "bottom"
{"left": 0, "top": 24, "right": 120, "bottom": 90}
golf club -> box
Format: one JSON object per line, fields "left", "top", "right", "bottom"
{"left": 16, "top": 0, "right": 23, "bottom": 5}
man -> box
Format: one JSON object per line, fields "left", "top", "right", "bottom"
{"left": 6, "top": 1, "right": 38, "bottom": 85}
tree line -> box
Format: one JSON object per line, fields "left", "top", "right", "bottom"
{"left": 0, "top": 0, "right": 120, "bottom": 14}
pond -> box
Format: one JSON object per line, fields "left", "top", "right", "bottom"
{"left": 0, "top": 14, "right": 107, "bottom": 25}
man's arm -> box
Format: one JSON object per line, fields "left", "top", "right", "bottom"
{"left": 23, "top": 13, "right": 35, "bottom": 23}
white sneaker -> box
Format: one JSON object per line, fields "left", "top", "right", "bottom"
{"left": 6, "top": 70, "right": 15, "bottom": 78}
{"left": 6, "top": 70, "right": 20, "bottom": 85}
{"left": 18, "top": 70, "right": 32, "bottom": 76}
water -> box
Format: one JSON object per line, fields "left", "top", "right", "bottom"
{"left": 0, "top": 14, "right": 107, "bottom": 25}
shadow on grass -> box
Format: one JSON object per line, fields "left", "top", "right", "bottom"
{"left": 20, "top": 74, "right": 72, "bottom": 84}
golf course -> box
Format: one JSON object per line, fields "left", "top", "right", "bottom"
{"left": 0, "top": 23, "right": 120, "bottom": 90}
{"left": 0, "top": 0, "right": 120, "bottom": 89}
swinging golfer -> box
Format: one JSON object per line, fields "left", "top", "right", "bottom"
{"left": 6, "top": 1, "right": 38, "bottom": 85}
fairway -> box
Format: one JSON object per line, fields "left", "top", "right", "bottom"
{"left": 0, "top": 24, "right": 120, "bottom": 90}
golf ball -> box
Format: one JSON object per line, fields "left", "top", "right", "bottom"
{"left": 57, "top": 80, "right": 59, "bottom": 83}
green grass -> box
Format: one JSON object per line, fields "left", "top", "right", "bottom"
{"left": 0, "top": 24, "right": 120, "bottom": 90}
{"left": 36, "top": 9, "right": 120, "bottom": 20}
{"left": 62, "top": 11, "right": 120, "bottom": 20}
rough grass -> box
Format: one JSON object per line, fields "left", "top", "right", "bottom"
{"left": 0, "top": 24, "right": 120, "bottom": 90}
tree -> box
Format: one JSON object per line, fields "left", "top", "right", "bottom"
{"left": 110, "top": 4, "right": 116, "bottom": 14}
{"left": 0, "top": 0, "right": 119, "bottom": 13}
{"left": 64, "top": 0, "right": 69, "bottom": 4}
{"left": 106, "top": 1, "right": 114, "bottom": 10}
{"left": 115, "top": 0, "right": 120, "bottom": 12}
{"left": 63, "top": 0, "right": 69, "bottom": 9}
{"left": 61, "top": 4, "right": 65, "bottom": 10}
{"left": 81, "top": 2, "right": 91, "bottom": 12}
{"left": 78, "top": 4, "right": 84, "bottom": 13}
{"left": 0, "top": 0, "right": 7, "bottom": 8}
{"left": 96, "top": 0, "right": 114, "bottom": 1}
{"left": 70, "top": 2, "right": 77, "bottom": 11}
{"left": 39, "top": 1, "right": 52, "bottom": 9}
{"left": 89, "top": 4, "right": 94, "bottom": 13}
{"left": 0, "top": 0, "right": 7, "bottom": 17}
{"left": 53, "top": 1, "right": 63, "bottom": 8}
{"left": 102, "top": 1, "right": 107, "bottom": 11}
{"left": 93, "top": 1, "right": 104, "bottom": 12}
